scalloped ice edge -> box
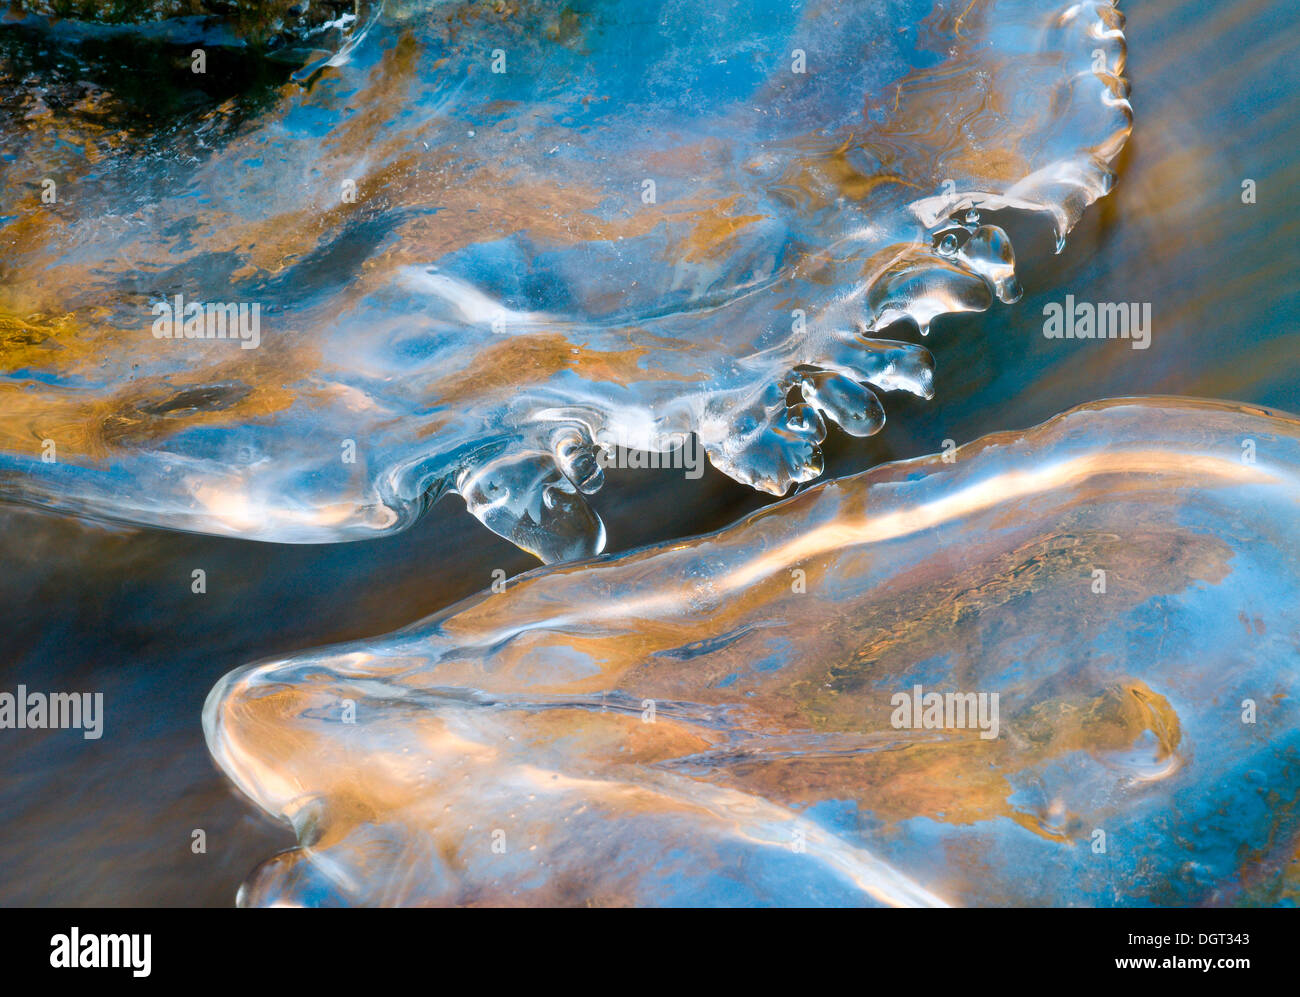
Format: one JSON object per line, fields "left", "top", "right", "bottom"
{"left": 0, "top": 1, "right": 1131, "bottom": 565}
{"left": 435, "top": 0, "right": 1134, "bottom": 563}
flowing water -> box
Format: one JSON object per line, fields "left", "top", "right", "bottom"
{"left": 0, "top": 0, "right": 1296, "bottom": 906}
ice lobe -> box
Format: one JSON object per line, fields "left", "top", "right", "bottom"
{"left": 0, "top": 0, "right": 1132, "bottom": 558}
{"left": 205, "top": 397, "right": 1300, "bottom": 906}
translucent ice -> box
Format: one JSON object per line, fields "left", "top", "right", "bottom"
{"left": 0, "top": 0, "right": 1132, "bottom": 558}
{"left": 205, "top": 398, "right": 1300, "bottom": 906}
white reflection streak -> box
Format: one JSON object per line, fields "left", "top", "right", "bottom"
{"left": 467, "top": 448, "right": 1280, "bottom": 646}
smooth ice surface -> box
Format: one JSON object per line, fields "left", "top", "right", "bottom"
{"left": 205, "top": 397, "right": 1300, "bottom": 906}
{"left": 0, "top": 0, "right": 1131, "bottom": 560}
